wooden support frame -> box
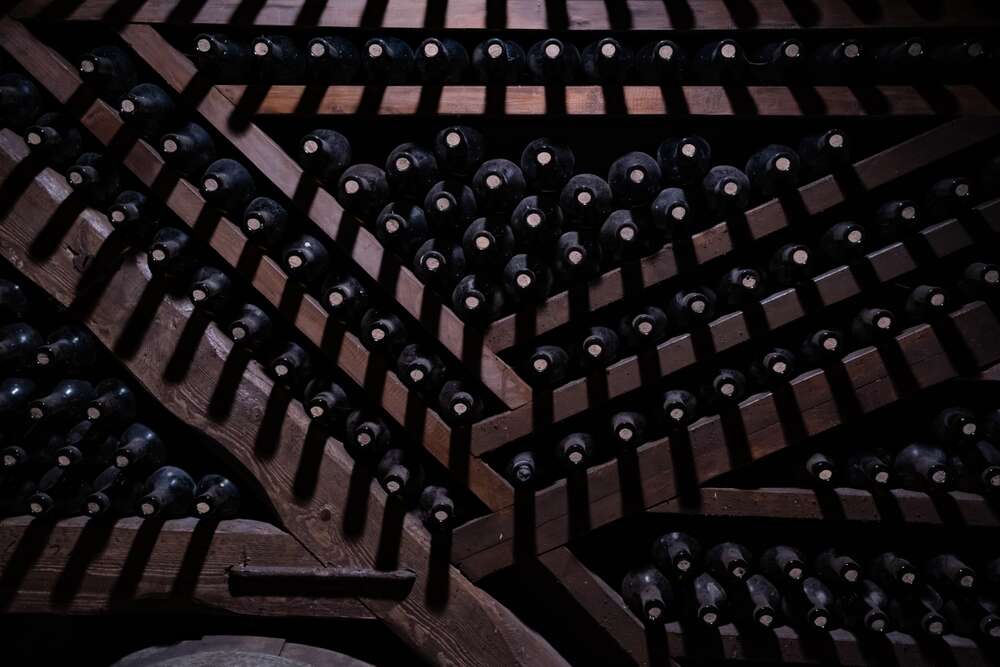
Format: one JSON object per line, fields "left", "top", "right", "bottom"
{"left": 117, "top": 23, "right": 533, "bottom": 412}
{"left": 453, "top": 301, "right": 1000, "bottom": 581}
{"left": 0, "top": 18, "right": 515, "bottom": 511}
{"left": 217, "top": 85, "right": 1000, "bottom": 118}
{"left": 10, "top": 0, "right": 1000, "bottom": 30}
{"left": 0, "top": 130, "right": 568, "bottom": 667}
{"left": 470, "top": 203, "right": 1000, "bottom": 454}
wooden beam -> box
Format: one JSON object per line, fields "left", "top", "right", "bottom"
{"left": 653, "top": 487, "right": 1000, "bottom": 526}
{"left": 483, "top": 117, "right": 1000, "bottom": 351}
{"left": 217, "top": 85, "right": 1000, "bottom": 118}
{"left": 228, "top": 565, "right": 416, "bottom": 599}
{"left": 10, "top": 0, "right": 999, "bottom": 30}
{"left": 0, "top": 17, "right": 514, "bottom": 512}
{"left": 0, "top": 130, "right": 569, "bottom": 667}
{"left": 453, "top": 301, "right": 1000, "bottom": 581}
{"left": 537, "top": 546, "right": 990, "bottom": 667}
{"left": 0, "top": 517, "right": 374, "bottom": 618}
{"left": 118, "top": 23, "right": 533, "bottom": 412}
{"left": 470, "top": 208, "right": 996, "bottom": 455}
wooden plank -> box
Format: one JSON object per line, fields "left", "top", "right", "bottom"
{"left": 0, "top": 517, "right": 374, "bottom": 619}
{"left": 10, "top": 0, "right": 999, "bottom": 30}
{"left": 228, "top": 564, "right": 416, "bottom": 599}
{"left": 119, "top": 23, "right": 533, "bottom": 411}
{"left": 484, "top": 117, "right": 1000, "bottom": 351}
{"left": 453, "top": 302, "right": 1000, "bottom": 581}
{"left": 538, "top": 546, "right": 989, "bottom": 667}
{"left": 0, "top": 130, "right": 568, "bottom": 667}
{"left": 0, "top": 18, "right": 513, "bottom": 511}
{"left": 653, "top": 487, "right": 1000, "bottom": 525}
{"left": 217, "top": 85, "right": 1000, "bottom": 118}
{"left": 469, "top": 209, "right": 993, "bottom": 455}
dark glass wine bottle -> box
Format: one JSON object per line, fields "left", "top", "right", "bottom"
{"left": 717, "top": 267, "right": 764, "bottom": 308}
{"left": 702, "top": 165, "right": 750, "bottom": 216}
{"left": 0, "top": 279, "right": 29, "bottom": 320}
{"left": 692, "top": 573, "right": 728, "bottom": 627}
{"left": 706, "top": 542, "right": 753, "bottom": 582}
{"left": 118, "top": 83, "right": 176, "bottom": 139}
{"left": 1, "top": 429, "right": 62, "bottom": 470}
{"left": 582, "top": 37, "right": 633, "bottom": 84}
{"left": 608, "top": 151, "right": 661, "bottom": 208}
{"left": 769, "top": 243, "right": 813, "bottom": 286}
{"left": 904, "top": 285, "right": 950, "bottom": 322}
{"left": 345, "top": 410, "right": 390, "bottom": 458}
{"left": 26, "top": 466, "right": 87, "bottom": 517}
{"left": 55, "top": 419, "right": 116, "bottom": 468}
{"left": 894, "top": 443, "right": 952, "bottom": 491}
{"left": 377, "top": 448, "right": 422, "bottom": 498}
{"left": 959, "top": 261, "right": 1000, "bottom": 301}
{"left": 521, "top": 138, "right": 575, "bottom": 194}
{"left": 86, "top": 378, "right": 135, "bottom": 423}
{"left": 420, "top": 485, "right": 454, "bottom": 531}
{"left": 424, "top": 179, "right": 477, "bottom": 238}
{"left": 305, "top": 379, "right": 352, "bottom": 430}
{"left": 505, "top": 450, "right": 538, "bottom": 488}
{"left": 618, "top": 305, "right": 669, "bottom": 348}
{"left": 307, "top": 36, "right": 360, "bottom": 82}
{"left": 269, "top": 341, "right": 312, "bottom": 387}
{"left": 363, "top": 37, "right": 414, "bottom": 84}
{"left": 65, "top": 152, "right": 120, "bottom": 206}
{"left": 668, "top": 287, "right": 717, "bottom": 329}
{"left": 0, "top": 74, "right": 41, "bottom": 132}
{"left": 553, "top": 230, "right": 602, "bottom": 280}
{"left": 933, "top": 406, "right": 979, "bottom": 445}
{"left": 599, "top": 209, "right": 644, "bottom": 263}
{"left": 84, "top": 465, "right": 142, "bottom": 516}
{"left": 35, "top": 325, "right": 96, "bottom": 372}
{"left": 375, "top": 202, "right": 429, "bottom": 256}
{"left": 815, "top": 548, "right": 862, "bottom": 586}
{"left": 0, "top": 322, "right": 43, "bottom": 369}
{"left": 754, "top": 39, "right": 805, "bottom": 82}
{"left": 416, "top": 38, "right": 469, "bottom": 83}
{"left": 555, "top": 432, "right": 596, "bottom": 469}
{"left": 661, "top": 389, "right": 698, "bottom": 429}
{"left": 385, "top": 143, "right": 439, "bottom": 199}
{"left": 23, "top": 112, "right": 82, "bottom": 167}
{"left": 845, "top": 450, "right": 892, "bottom": 490}
{"left": 242, "top": 197, "right": 287, "bottom": 247}
{"left": 650, "top": 187, "right": 692, "bottom": 237}
{"left": 452, "top": 273, "right": 505, "bottom": 320}
{"left": 622, "top": 566, "right": 673, "bottom": 625}
{"left": 636, "top": 39, "right": 685, "bottom": 83}
{"left": 414, "top": 239, "right": 466, "bottom": 288}
{"left": 800, "top": 329, "right": 845, "bottom": 365}
{"left": 751, "top": 347, "right": 796, "bottom": 387}
{"left": 577, "top": 326, "right": 619, "bottom": 372}
{"left": 337, "top": 164, "right": 390, "bottom": 218}
{"left": 473, "top": 159, "right": 526, "bottom": 214}
{"left": 502, "top": 253, "right": 553, "bottom": 303}
{"left": 439, "top": 380, "right": 483, "bottom": 423}
{"left": 805, "top": 451, "right": 837, "bottom": 485}
{"left": 925, "top": 176, "right": 974, "bottom": 221}
{"left": 745, "top": 574, "right": 783, "bottom": 629}
{"left": 610, "top": 410, "right": 647, "bottom": 448}
{"left": 874, "top": 37, "right": 927, "bottom": 79}
{"left": 761, "top": 545, "right": 807, "bottom": 585}
{"left": 888, "top": 587, "right": 948, "bottom": 638}
{"left": 360, "top": 309, "right": 406, "bottom": 351}
{"left": 113, "top": 423, "right": 164, "bottom": 471}
{"left": 299, "top": 129, "right": 352, "bottom": 183}
{"left": 0, "top": 377, "right": 36, "bottom": 416}
{"left": 798, "top": 129, "right": 850, "bottom": 179}
{"left": 745, "top": 144, "right": 800, "bottom": 198}
{"left": 696, "top": 39, "right": 746, "bottom": 82}
{"left": 851, "top": 307, "right": 897, "bottom": 345}
{"left": 193, "top": 474, "right": 240, "bottom": 518}
{"left": 321, "top": 273, "right": 368, "bottom": 323}
{"left": 200, "top": 158, "right": 255, "bottom": 214}
{"left": 251, "top": 35, "right": 306, "bottom": 82}
{"left": 526, "top": 345, "right": 569, "bottom": 387}
{"left": 137, "top": 466, "right": 196, "bottom": 519}
{"left": 78, "top": 45, "right": 136, "bottom": 98}
{"left": 658, "top": 136, "right": 712, "bottom": 187}
{"left": 193, "top": 34, "right": 250, "bottom": 80}
{"left": 433, "top": 125, "right": 486, "bottom": 179}
{"left": 874, "top": 199, "right": 920, "bottom": 241}
{"left": 107, "top": 190, "right": 158, "bottom": 241}
{"left": 924, "top": 553, "right": 977, "bottom": 593}
{"left": 188, "top": 266, "right": 233, "bottom": 314}
{"left": 462, "top": 217, "right": 516, "bottom": 270}
{"left": 159, "top": 121, "right": 216, "bottom": 178}
{"left": 511, "top": 195, "right": 563, "bottom": 249}
{"left": 651, "top": 531, "right": 701, "bottom": 578}
{"left": 281, "top": 234, "right": 330, "bottom": 284}
{"left": 526, "top": 38, "right": 580, "bottom": 83}
{"left": 396, "top": 343, "right": 445, "bottom": 393}
{"left": 227, "top": 303, "right": 272, "bottom": 349}
{"left": 840, "top": 580, "right": 891, "bottom": 633}
{"left": 870, "top": 552, "right": 919, "bottom": 593}
{"left": 812, "top": 39, "right": 865, "bottom": 80}
{"left": 559, "top": 174, "right": 613, "bottom": 229}
{"left": 785, "top": 577, "right": 836, "bottom": 631}
{"left": 471, "top": 38, "right": 526, "bottom": 83}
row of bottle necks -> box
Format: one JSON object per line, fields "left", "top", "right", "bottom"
{"left": 622, "top": 534, "right": 1000, "bottom": 641}
{"left": 180, "top": 33, "right": 993, "bottom": 84}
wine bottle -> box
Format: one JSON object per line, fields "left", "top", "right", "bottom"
{"left": 506, "top": 450, "right": 538, "bottom": 488}
{"left": 692, "top": 573, "right": 728, "bottom": 627}
{"left": 754, "top": 38, "right": 805, "bottom": 81}
{"left": 471, "top": 38, "right": 526, "bottom": 84}
{"left": 650, "top": 187, "right": 692, "bottom": 237}
{"left": 959, "top": 261, "right": 1000, "bottom": 300}
{"left": 769, "top": 243, "right": 813, "bottom": 286}
{"left": 200, "top": 158, "right": 255, "bottom": 214}
{"left": 870, "top": 552, "right": 919, "bottom": 592}
{"left": 805, "top": 451, "right": 837, "bottom": 485}
{"left": 433, "top": 125, "right": 486, "bottom": 179}
{"left": 0, "top": 74, "right": 41, "bottom": 132}
{"left": 669, "top": 287, "right": 717, "bottom": 329}
{"left": 695, "top": 39, "right": 746, "bottom": 82}
{"left": 137, "top": 466, "right": 196, "bottom": 519}
{"left": 473, "top": 159, "right": 526, "bottom": 214}
{"left": 894, "top": 442, "right": 952, "bottom": 491}
{"left": 925, "top": 176, "right": 974, "bottom": 220}
{"left": 851, "top": 307, "right": 897, "bottom": 345}
{"left": 159, "top": 121, "right": 216, "bottom": 178}
{"left": 745, "top": 144, "right": 800, "bottom": 198}
{"left": 840, "top": 580, "right": 891, "bottom": 633}
{"left": 416, "top": 37, "right": 469, "bottom": 83}
{"left": 502, "top": 253, "right": 553, "bottom": 303}
{"left": 251, "top": 35, "right": 306, "bottom": 82}
{"left": 420, "top": 485, "right": 454, "bottom": 531}
{"left": 904, "top": 285, "right": 950, "bottom": 321}
{"left": 86, "top": 378, "right": 135, "bottom": 423}
{"left": 608, "top": 151, "right": 661, "bottom": 208}
{"left": 187, "top": 266, "right": 233, "bottom": 314}
{"left": 242, "top": 197, "right": 288, "bottom": 247}
{"left": 0, "top": 278, "right": 29, "bottom": 320}
{"left": 658, "top": 136, "right": 712, "bottom": 187}
{"left": 707, "top": 542, "right": 753, "bottom": 582}
{"left": 227, "top": 303, "right": 272, "bottom": 349}
{"left": 337, "top": 164, "right": 390, "bottom": 217}
{"left": 118, "top": 83, "right": 176, "bottom": 138}
{"left": 193, "top": 474, "right": 240, "bottom": 518}
{"left": 281, "top": 234, "right": 330, "bottom": 284}
{"left": 599, "top": 209, "right": 644, "bottom": 262}
{"left": 55, "top": 419, "right": 117, "bottom": 468}
{"left": 34, "top": 326, "right": 96, "bottom": 372}
{"left": 396, "top": 343, "right": 445, "bottom": 393}
{"left": 1, "top": 429, "right": 63, "bottom": 470}
{"left": 526, "top": 38, "right": 580, "bottom": 83}
{"left": 931, "top": 40, "right": 987, "bottom": 73}
{"left": 555, "top": 432, "right": 595, "bottom": 469}
{"left": 622, "top": 566, "right": 673, "bottom": 625}
{"left": 0, "top": 322, "right": 43, "bottom": 369}
{"left": 954, "top": 439, "right": 1000, "bottom": 492}
{"left": 618, "top": 305, "right": 669, "bottom": 348}
{"left": 269, "top": 341, "right": 312, "bottom": 387}
{"left": 375, "top": 202, "right": 430, "bottom": 256}
{"left": 345, "top": 410, "right": 391, "bottom": 458}
{"left": 717, "top": 267, "right": 764, "bottom": 308}
{"left": 84, "top": 465, "right": 142, "bottom": 516}
{"left": 107, "top": 190, "right": 158, "bottom": 241}
{"left": 23, "top": 112, "right": 82, "bottom": 167}
{"left": 874, "top": 37, "right": 926, "bottom": 78}
{"left": 113, "top": 423, "right": 164, "bottom": 471}
{"left": 377, "top": 448, "right": 422, "bottom": 498}
{"left": 651, "top": 531, "right": 701, "bottom": 578}
{"left": 386, "top": 143, "right": 439, "bottom": 199}
{"left": 553, "top": 230, "right": 602, "bottom": 280}
{"left": 78, "top": 45, "right": 137, "bottom": 98}
{"left": 636, "top": 39, "right": 685, "bottom": 82}
{"left": 363, "top": 37, "right": 414, "bottom": 84}
{"left": 745, "top": 574, "right": 784, "bottom": 629}
{"left": 785, "top": 577, "right": 836, "bottom": 631}
{"left": 526, "top": 345, "right": 569, "bottom": 387}
{"left": 193, "top": 33, "right": 251, "bottom": 80}
{"left": 360, "top": 309, "right": 406, "bottom": 350}
{"left": 305, "top": 379, "right": 352, "bottom": 430}
{"left": 452, "top": 273, "right": 505, "bottom": 320}
{"left": 577, "top": 326, "right": 619, "bottom": 371}
{"left": 845, "top": 450, "right": 892, "bottom": 490}
{"left": 299, "top": 129, "right": 352, "bottom": 183}
{"left": 761, "top": 545, "right": 807, "bottom": 585}
{"left": 941, "top": 595, "right": 1000, "bottom": 640}
{"left": 307, "top": 36, "right": 360, "bottom": 82}
{"left": 0, "top": 377, "right": 36, "bottom": 416}
{"left": 888, "top": 587, "right": 949, "bottom": 638}
{"left": 438, "top": 380, "right": 482, "bottom": 422}
{"left": 424, "top": 180, "right": 477, "bottom": 238}
{"left": 661, "top": 389, "right": 698, "bottom": 429}
{"left": 933, "top": 406, "right": 979, "bottom": 445}
{"left": 320, "top": 274, "right": 367, "bottom": 324}
{"left": 751, "top": 347, "right": 796, "bottom": 387}
{"left": 874, "top": 199, "right": 921, "bottom": 241}
{"left": 413, "top": 239, "right": 466, "bottom": 289}
{"left": 521, "top": 138, "right": 575, "bottom": 194}
{"left": 798, "top": 129, "right": 850, "bottom": 179}
{"left": 582, "top": 37, "right": 633, "bottom": 84}
{"left": 611, "top": 411, "right": 648, "bottom": 448}
{"left": 800, "top": 329, "right": 845, "bottom": 365}
{"left": 26, "top": 466, "right": 87, "bottom": 517}
{"left": 65, "top": 152, "right": 120, "bottom": 206}
{"left": 815, "top": 548, "right": 861, "bottom": 587}
{"left": 925, "top": 554, "right": 977, "bottom": 593}
{"left": 462, "top": 217, "right": 516, "bottom": 270}
{"left": 559, "top": 174, "right": 613, "bottom": 229}
{"left": 510, "top": 195, "right": 563, "bottom": 249}
{"left": 812, "top": 39, "right": 865, "bottom": 80}
{"left": 701, "top": 165, "right": 750, "bottom": 215}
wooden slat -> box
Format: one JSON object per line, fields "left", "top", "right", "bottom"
{"left": 217, "top": 85, "right": 1000, "bottom": 118}
{"left": 469, "top": 208, "right": 994, "bottom": 455}
{"left": 484, "top": 117, "right": 1000, "bottom": 351}
{"left": 653, "top": 487, "right": 1000, "bottom": 525}
{"left": 0, "top": 130, "right": 568, "bottom": 667}
{"left": 119, "top": 23, "right": 533, "bottom": 411}
{"left": 0, "top": 517, "right": 374, "bottom": 618}
{"left": 453, "top": 301, "right": 1000, "bottom": 580}
{"left": 10, "top": 0, "right": 999, "bottom": 30}
{"left": 538, "top": 546, "right": 989, "bottom": 667}
{"left": 0, "top": 18, "right": 513, "bottom": 511}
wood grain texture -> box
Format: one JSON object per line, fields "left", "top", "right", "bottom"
{"left": 10, "top": 0, "right": 999, "bottom": 29}
{"left": 483, "top": 117, "right": 1000, "bottom": 351}
{"left": 0, "top": 17, "right": 514, "bottom": 511}
{"left": 217, "top": 85, "right": 1000, "bottom": 118}
{"left": 454, "top": 302, "right": 1000, "bottom": 580}
{"left": 0, "top": 517, "right": 374, "bottom": 618}
{"left": 470, "top": 208, "right": 997, "bottom": 454}
{"left": 0, "top": 129, "right": 568, "bottom": 667}
{"left": 119, "top": 23, "right": 533, "bottom": 412}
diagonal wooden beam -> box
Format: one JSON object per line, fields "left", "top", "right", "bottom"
{"left": 118, "top": 23, "right": 533, "bottom": 411}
